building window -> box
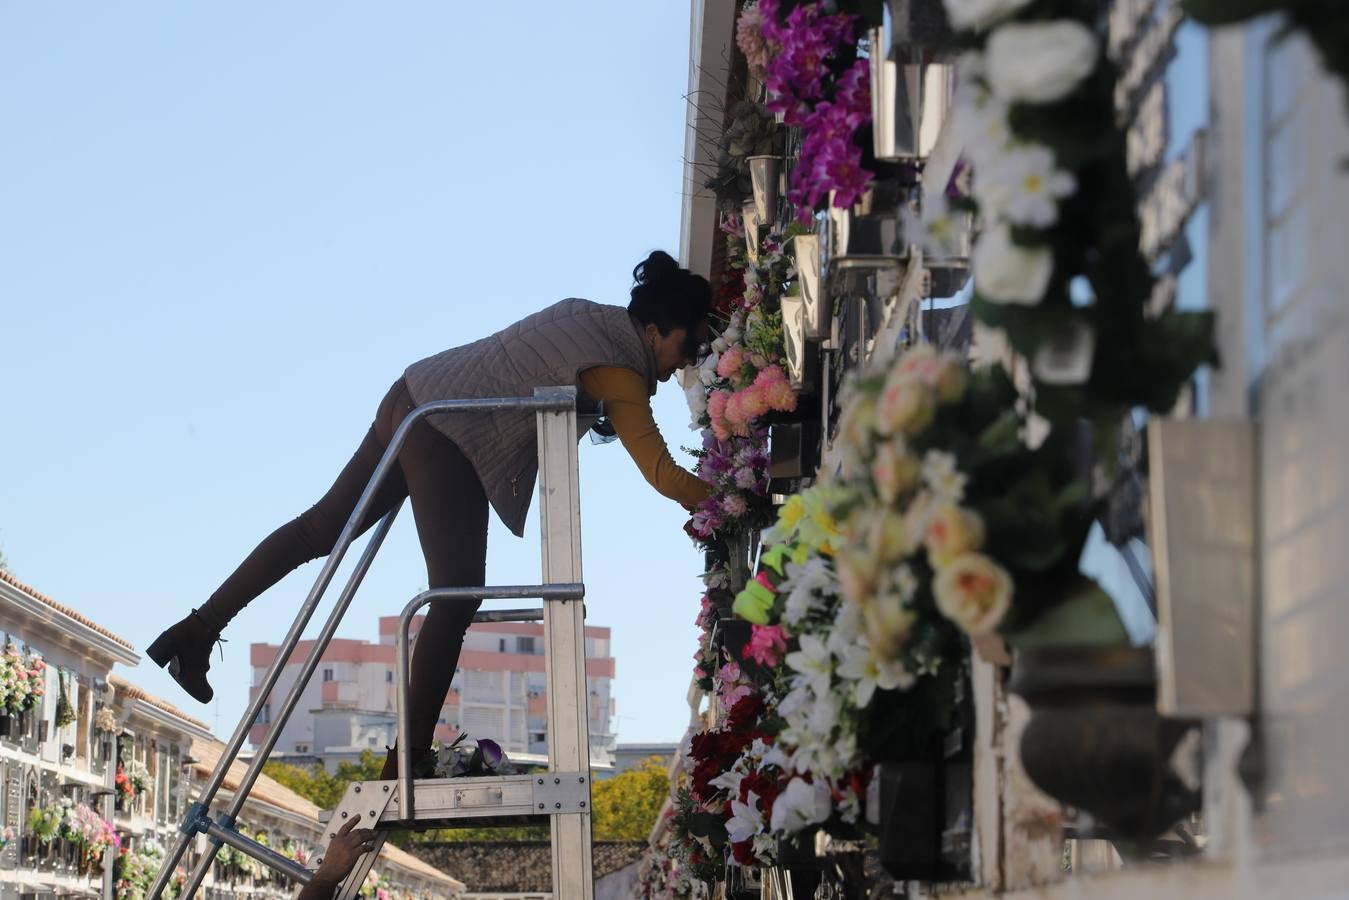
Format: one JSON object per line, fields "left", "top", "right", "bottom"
{"left": 255, "top": 704, "right": 271, "bottom": 726}
{"left": 499, "top": 638, "right": 506, "bottom": 652}
{"left": 322, "top": 668, "right": 334, "bottom": 682}
{"left": 517, "top": 637, "right": 535, "bottom": 655}
{"left": 295, "top": 744, "right": 309, "bottom": 754}
{"left": 385, "top": 670, "right": 393, "bottom": 683}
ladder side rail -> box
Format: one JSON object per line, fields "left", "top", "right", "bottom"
{"left": 203, "top": 820, "right": 315, "bottom": 885}
{"left": 536, "top": 386, "right": 595, "bottom": 900}
{"left": 159, "top": 393, "right": 573, "bottom": 900}
{"left": 394, "top": 582, "right": 585, "bottom": 818}
{"left": 165, "top": 503, "right": 401, "bottom": 900}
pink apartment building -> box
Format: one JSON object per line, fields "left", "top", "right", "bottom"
{"left": 248, "top": 615, "right": 616, "bottom": 771}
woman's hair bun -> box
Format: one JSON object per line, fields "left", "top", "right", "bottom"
{"left": 633, "top": 250, "right": 680, "bottom": 288}
{"left": 628, "top": 249, "right": 711, "bottom": 337}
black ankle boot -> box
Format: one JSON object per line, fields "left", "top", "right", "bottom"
{"left": 146, "top": 610, "right": 224, "bottom": 704}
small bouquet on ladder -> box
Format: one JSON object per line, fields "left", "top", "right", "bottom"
{"left": 434, "top": 733, "right": 519, "bottom": 778}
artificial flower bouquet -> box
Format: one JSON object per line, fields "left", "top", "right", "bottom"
{"left": 943, "top": 0, "right": 1215, "bottom": 440}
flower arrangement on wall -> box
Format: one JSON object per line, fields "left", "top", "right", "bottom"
{"left": 27, "top": 799, "right": 120, "bottom": 868}
{"left": 944, "top": 0, "right": 1216, "bottom": 445}
{"left": 751, "top": 0, "right": 875, "bottom": 217}
{"left": 0, "top": 642, "right": 46, "bottom": 714}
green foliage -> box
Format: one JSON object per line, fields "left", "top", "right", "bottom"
{"left": 263, "top": 749, "right": 384, "bottom": 812}
{"left": 591, "top": 758, "right": 670, "bottom": 840}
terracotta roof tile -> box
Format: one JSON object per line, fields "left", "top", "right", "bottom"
{"left": 0, "top": 569, "right": 136, "bottom": 650}
{"left": 108, "top": 675, "right": 211, "bottom": 732}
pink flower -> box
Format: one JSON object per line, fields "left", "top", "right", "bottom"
{"left": 717, "top": 346, "right": 748, "bottom": 383}
{"left": 707, "top": 390, "right": 733, "bottom": 441}
{"left": 722, "top": 493, "right": 749, "bottom": 518}
{"left": 745, "top": 624, "right": 789, "bottom": 667}
{"left": 754, "top": 365, "right": 798, "bottom": 412}
{"left": 736, "top": 3, "right": 775, "bottom": 79}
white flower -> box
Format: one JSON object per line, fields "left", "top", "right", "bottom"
{"left": 942, "top": 0, "right": 1033, "bottom": 31}
{"left": 769, "top": 778, "right": 833, "bottom": 834}
{"left": 785, "top": 634, "right": 834, "bottom": 695}
{"left": 977, "top": 144, "right": 1076, "bottom": 226}
{"left": 953, "top": 93, "right": 1011, "bottom": 170}
{"left": 726, "top": 792, "right": 765, "bottom": 843}
{"left": 972, "top": 222, "right": 1053, "bottom": 305}
{"left": 806, "top": 690, "right": 841, "bottom": 736}
{"left": 838, "top": 643, "right": 916, "bottom": 707}
{"left": 684, "top": 379, "right": 708, "bottom": 424}
{"left": 921, "top": 451, "right": 966, "bottom": 502}
{"left": 709, "top": 768, "right": 744, "bottom": 797}
{"left": 698, "top": 352, "right": 720, "bottom": 387}
{"left": 781, "top": 557, "right": 831, "bottom": 626}
{"left": 986, "top": 20, "right": 1100, "bottom": 105}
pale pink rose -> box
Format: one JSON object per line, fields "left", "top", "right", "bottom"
{"left": 755, "top": 365, "right": 798, "bottom": 412}
{"left": 876, "top": 373, "right": 935, "bottom": 436}
{"left": 925, "top": 505, "right": 986, "bottom": 569}
{"left": 933, "top": 553, "right": 1013, "bottom": 635}
{"left": 896, "top": 345, "right": 942, "bottom": 383}
{"left": 871, "top": 440, "right": 920, "bottom": 502}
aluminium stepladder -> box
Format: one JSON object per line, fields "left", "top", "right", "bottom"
{"left": 147, "top": 387, "right": 596, "bottom": 900}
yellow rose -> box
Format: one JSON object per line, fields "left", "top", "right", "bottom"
{"left": 862, "top": 593, "right": 917, "bottom": 658}
{"left": 836, "top": 545, "right": 879, "bottom": 606}
{"left": 876, "top": 373, "right": 935, "bottom": 437}
{"left": 925, "top": 504, "right": 986, "bottom": 569}
{"left": 933, "top": 553, "right": 1013, "bottom": 635}
{"left": 870, "top": 439, "right": 920, "bottom": 503}
{"left": 934, "top": 357, "right": 969, "bottom": 404}
{"left": 868, "top": 508, "right": 916, "bottom": 563}
{"left": 839, "top": 391, "right": 878, "bottom": 452}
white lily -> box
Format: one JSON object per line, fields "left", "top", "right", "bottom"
{"left": 769, "top": 778, "right": 834, "bottom": 834}
{"left": 726, "top": 792, "right": 765, "bottom": 843}
{"left": 785, "top": 633, "right": 834, "bottom": 695}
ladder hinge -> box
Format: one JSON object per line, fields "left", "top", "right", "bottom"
{"left": 530, "top": 772, "right": 590, "bottom": 813}
{"left": 179, "top": 801, "right": 212, "bottom": 836}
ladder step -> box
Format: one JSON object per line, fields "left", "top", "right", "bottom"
{"left": 327, "top": 774, "right": 591, "bottom": 830}
{"left": 472, "top": 607, "right": 544, "bottom": 623}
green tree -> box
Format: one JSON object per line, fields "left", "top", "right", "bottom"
{"left": 590, "top": 757, "right": 669, "bottom": 840}
{"left": 264, "top": 749, "right": 384, "bottom": 811}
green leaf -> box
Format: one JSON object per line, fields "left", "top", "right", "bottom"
{"left": 1002, "top": 579, "right": 1131, "bottom": 649}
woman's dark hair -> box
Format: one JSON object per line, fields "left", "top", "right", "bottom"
{"left": 628, "top": 250, "right": 711, "bottom": 336}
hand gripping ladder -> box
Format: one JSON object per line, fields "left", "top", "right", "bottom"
{"left": 147, "top": 387, "right": 595, "bottom": 900}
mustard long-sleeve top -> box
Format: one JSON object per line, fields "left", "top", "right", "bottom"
{"left": 578, "top": 366, "right": 711, "bottom": 508}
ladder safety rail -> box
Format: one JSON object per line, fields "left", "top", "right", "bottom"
{"left": 394, "top": 582, "right": 585, "bottom": 819}
{"left": 149, "top": 388, "right": 590, "bottom": 900}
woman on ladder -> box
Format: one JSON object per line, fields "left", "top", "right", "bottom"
{"left": 148, "top": 250, "right": 712, "bottom": 778}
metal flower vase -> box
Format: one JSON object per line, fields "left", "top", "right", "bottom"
{"left": 742, "top": 200, "right": 762, "bottom": 264}
{"left": 869, "top": 28, "right": 954, "bottom": 161}
{"left": 1009, "top": 646, "right": 1202, "bottom": 843}
{"left": 747, "top": 155, "right": 782, "bottom": 225}
{"left": 791, "top": 233, "right": 826, "bottom": 339}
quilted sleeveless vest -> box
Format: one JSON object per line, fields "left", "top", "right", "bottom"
{"left": 403, "top": 299, "right": 657, "bottom": 536}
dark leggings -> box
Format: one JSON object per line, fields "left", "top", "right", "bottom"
{"left": 199, "top": 377, "right": 487, "bottom": 755}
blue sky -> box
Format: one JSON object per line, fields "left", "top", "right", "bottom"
{"left": 0, "top": 2, "right": 707, "bottom": 744}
